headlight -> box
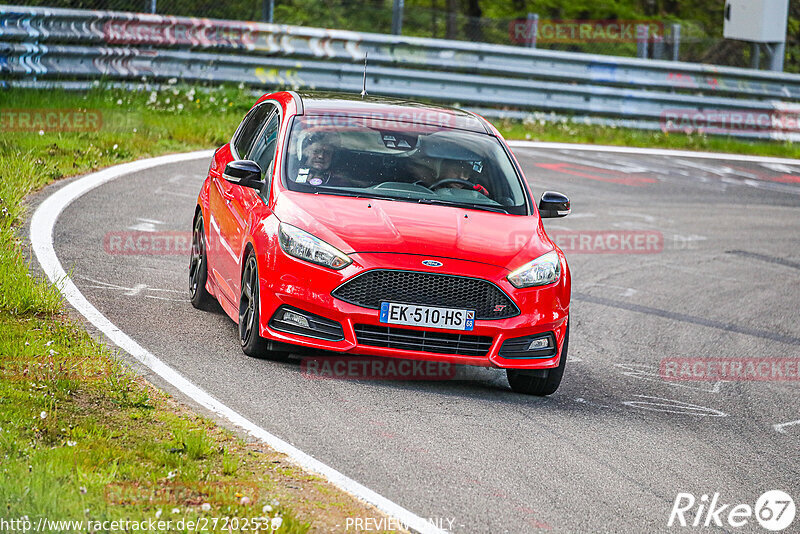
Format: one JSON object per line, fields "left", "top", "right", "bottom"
{"left": 278, "top": 223, "right": 352, "bottom": 270}
{"left": 507, "top": 250, "right": 561, "bottom": 288}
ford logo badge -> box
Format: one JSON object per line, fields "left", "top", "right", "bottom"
{"left": 422, "top": 260, "right": 443, "bottom": 267}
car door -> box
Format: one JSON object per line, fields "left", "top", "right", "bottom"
{"left": 225, "top": 109, "right": 281, "bottom": 300}
{"left": 208, "top": 102, "right": 273, "bottom": 306}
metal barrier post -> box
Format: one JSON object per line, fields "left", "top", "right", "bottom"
{"left": 392, "top": 0, "right": 404, "bottom": 35}
{"left": 652, "top": 33, "right": 664, "bottom": 60}
{"left": 262, "top": 0, "right": 274, "bottom": 23}
{"left": 637, "top": 24, "right": 649, "bottom": 59}
{"left": 671, "top": 23, "right": 681, "bottom": 61}
{"left": 751, "top": 43, "right": 761, "bottom": 69}
{"left": 527, "top": 13, "right": 538, "bottom": 49}
{"left": 767, "top": 42, "right": 786, "bottom": 72}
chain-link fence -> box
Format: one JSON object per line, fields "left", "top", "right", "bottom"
{"left": 6, "top": 0, "right": 798, "bottom": 73}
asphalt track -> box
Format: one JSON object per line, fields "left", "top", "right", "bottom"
{"left": 28, "top": 145, "right": 800, "bottom": 533}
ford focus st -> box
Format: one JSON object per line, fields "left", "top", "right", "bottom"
{"left": 190, "top": 91, "right": 572, "bottom": 395}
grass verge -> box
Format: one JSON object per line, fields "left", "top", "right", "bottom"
{"left": 0, "top": 85, "right": 397, "bottom": 532}
{"left": 496, "top": 118, "right": 800, "bottom": 159}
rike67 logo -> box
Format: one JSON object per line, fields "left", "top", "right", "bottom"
{"left": 668, "top": 490, "right": 795, "bottom": 531}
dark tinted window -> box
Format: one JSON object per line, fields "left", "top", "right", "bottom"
{"left": 233, "top": 104, "right": 272, "bottom": 158}
{"left": 246, "top": 111, "right": 280, "bottom": 179}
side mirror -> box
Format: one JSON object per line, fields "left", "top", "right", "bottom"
{"left": 223, "top": 160, "right": 263, "bottom": 190}
{"left": 538, "top": 191, "right": 570, "bottom": 218}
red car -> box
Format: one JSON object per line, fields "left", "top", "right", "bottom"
{"left": 190, "top": 91, "right": 571, "bottom": 395}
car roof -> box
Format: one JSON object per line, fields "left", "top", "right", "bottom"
{"left": 294, "top": 92, "right": 490, "bottom": 134}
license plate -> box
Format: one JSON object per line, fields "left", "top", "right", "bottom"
{"left": 379, "top": 302, "right": 475, "bottom": 331}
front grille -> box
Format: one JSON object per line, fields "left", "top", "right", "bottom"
{"left": 354, "top": 324, "right": 493, "bottom": 357}
{"left": 332, "top": 270, "right": 519, "bottom": 320}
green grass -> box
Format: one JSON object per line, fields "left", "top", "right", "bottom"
{"left": 0, "top": 315, "right": 315, "bottom": 531}
{"left": 497, "top": 118, "right": 800, "bottom": 159}
{"left": 0, "top": 85, "right": 397, "bottom": 532}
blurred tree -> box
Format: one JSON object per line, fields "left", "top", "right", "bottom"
{"left": 446, "top": 0, "right": 458, "bottom": 39}
{"left": 464, "top": 0, "right": 483, "bottom": 41}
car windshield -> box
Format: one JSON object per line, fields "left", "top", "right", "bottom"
{"left": 283, "top": 115, "right": 529, "bottom": 215}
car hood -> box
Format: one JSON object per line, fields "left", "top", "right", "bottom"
{"left": 273, "top": 192, "right": 553, "bottom": 270}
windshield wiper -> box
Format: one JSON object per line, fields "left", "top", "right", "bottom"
{"left": 309, "top": 186, "right": 397, "bottom": 202}
{"left": 416, "top": 198, "right": 508, "bottom": 214}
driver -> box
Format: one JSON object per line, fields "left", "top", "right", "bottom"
{"left": 436, "top": 159, "right": 491, "bottom": 197}
{"left": 298, "top": 132, "right": 368, "bottom": 188}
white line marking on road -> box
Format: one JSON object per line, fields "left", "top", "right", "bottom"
{"left": 574, "top": 397, "right": 610, "bottom": 408}
{"left": 126, "top": 283, "right": 147, "bottom": 296}
{"left": 155, "top": 188, "right": 198, "bottom": 199}
{"left": 615, "top": 363, "right": 722, "bottom": 393}
{"left": 622, "top": 395, "right": 728, "bottom": 417}
{"left": 607, "top": 211, "right": 657, "bottom": 223}
{"left": 127, "top": 217, "right": 164, "bottom": 232}
{"left": 145, "top": 295, "right": 185, "bottom": 302}
{"left": 508, "top": 141, "right": 800, "bottom": 165}
{"left": 610, "top": 221, "right": 651, "bottom": 230}
{"left": 581, "top": 283, "right": 638, "bottom": 298}
{"left": 773, "top": 419, "right": 800, "bottom": 434}
{"left": 80, "top": 276, "right": 185, "bottom": 296}
{"left": 760, "top": 163, "right": 799, "bottom": 173}
{"left": 30, "top": 151, "right": 446, "bottom": 534}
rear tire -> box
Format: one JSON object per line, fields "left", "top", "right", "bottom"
{"left": 189, "top": 214, "right": 214, "bottom": 310}
{"left": 506, "top": 323, "right": 569, "bottom": 396}
{"left": 239, "top": 253, "right": 290, "bottom": 361}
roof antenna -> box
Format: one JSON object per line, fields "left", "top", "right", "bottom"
{"left": 360, "top": 52, "right": 368, "bottom": 99}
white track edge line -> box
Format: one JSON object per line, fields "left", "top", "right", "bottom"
{"left": 29, "top": 151, "right": 445, "bottom": 534}
{"left": 507, "top": 140, "right": 800, "bottom": 165}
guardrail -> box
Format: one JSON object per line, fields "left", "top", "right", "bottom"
{"left": 2, "top": 5, "right": 800, "bottom": 140}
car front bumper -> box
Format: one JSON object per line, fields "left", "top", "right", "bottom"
{"left": 256, "top": 249, "right": 570, "bottom": 370}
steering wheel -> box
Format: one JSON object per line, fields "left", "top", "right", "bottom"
{"left": 428, "top": 178, "right": 476, "bottom": 190}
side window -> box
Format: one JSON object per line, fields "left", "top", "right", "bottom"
{"left": 233, "top": 104, "right": 271, "bottom": 158}
{"left": 246, "top": 111, "right": 280, "bottom": 180}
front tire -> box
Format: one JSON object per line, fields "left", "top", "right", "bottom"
{"left": 239, "top": 253, "right": 289, "bottom": 361}
{"left": 506, "top": 323, "right": 569, "bottom": 396}
{"left": 189, "top": 214, "right": 214, "bottom": 310}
